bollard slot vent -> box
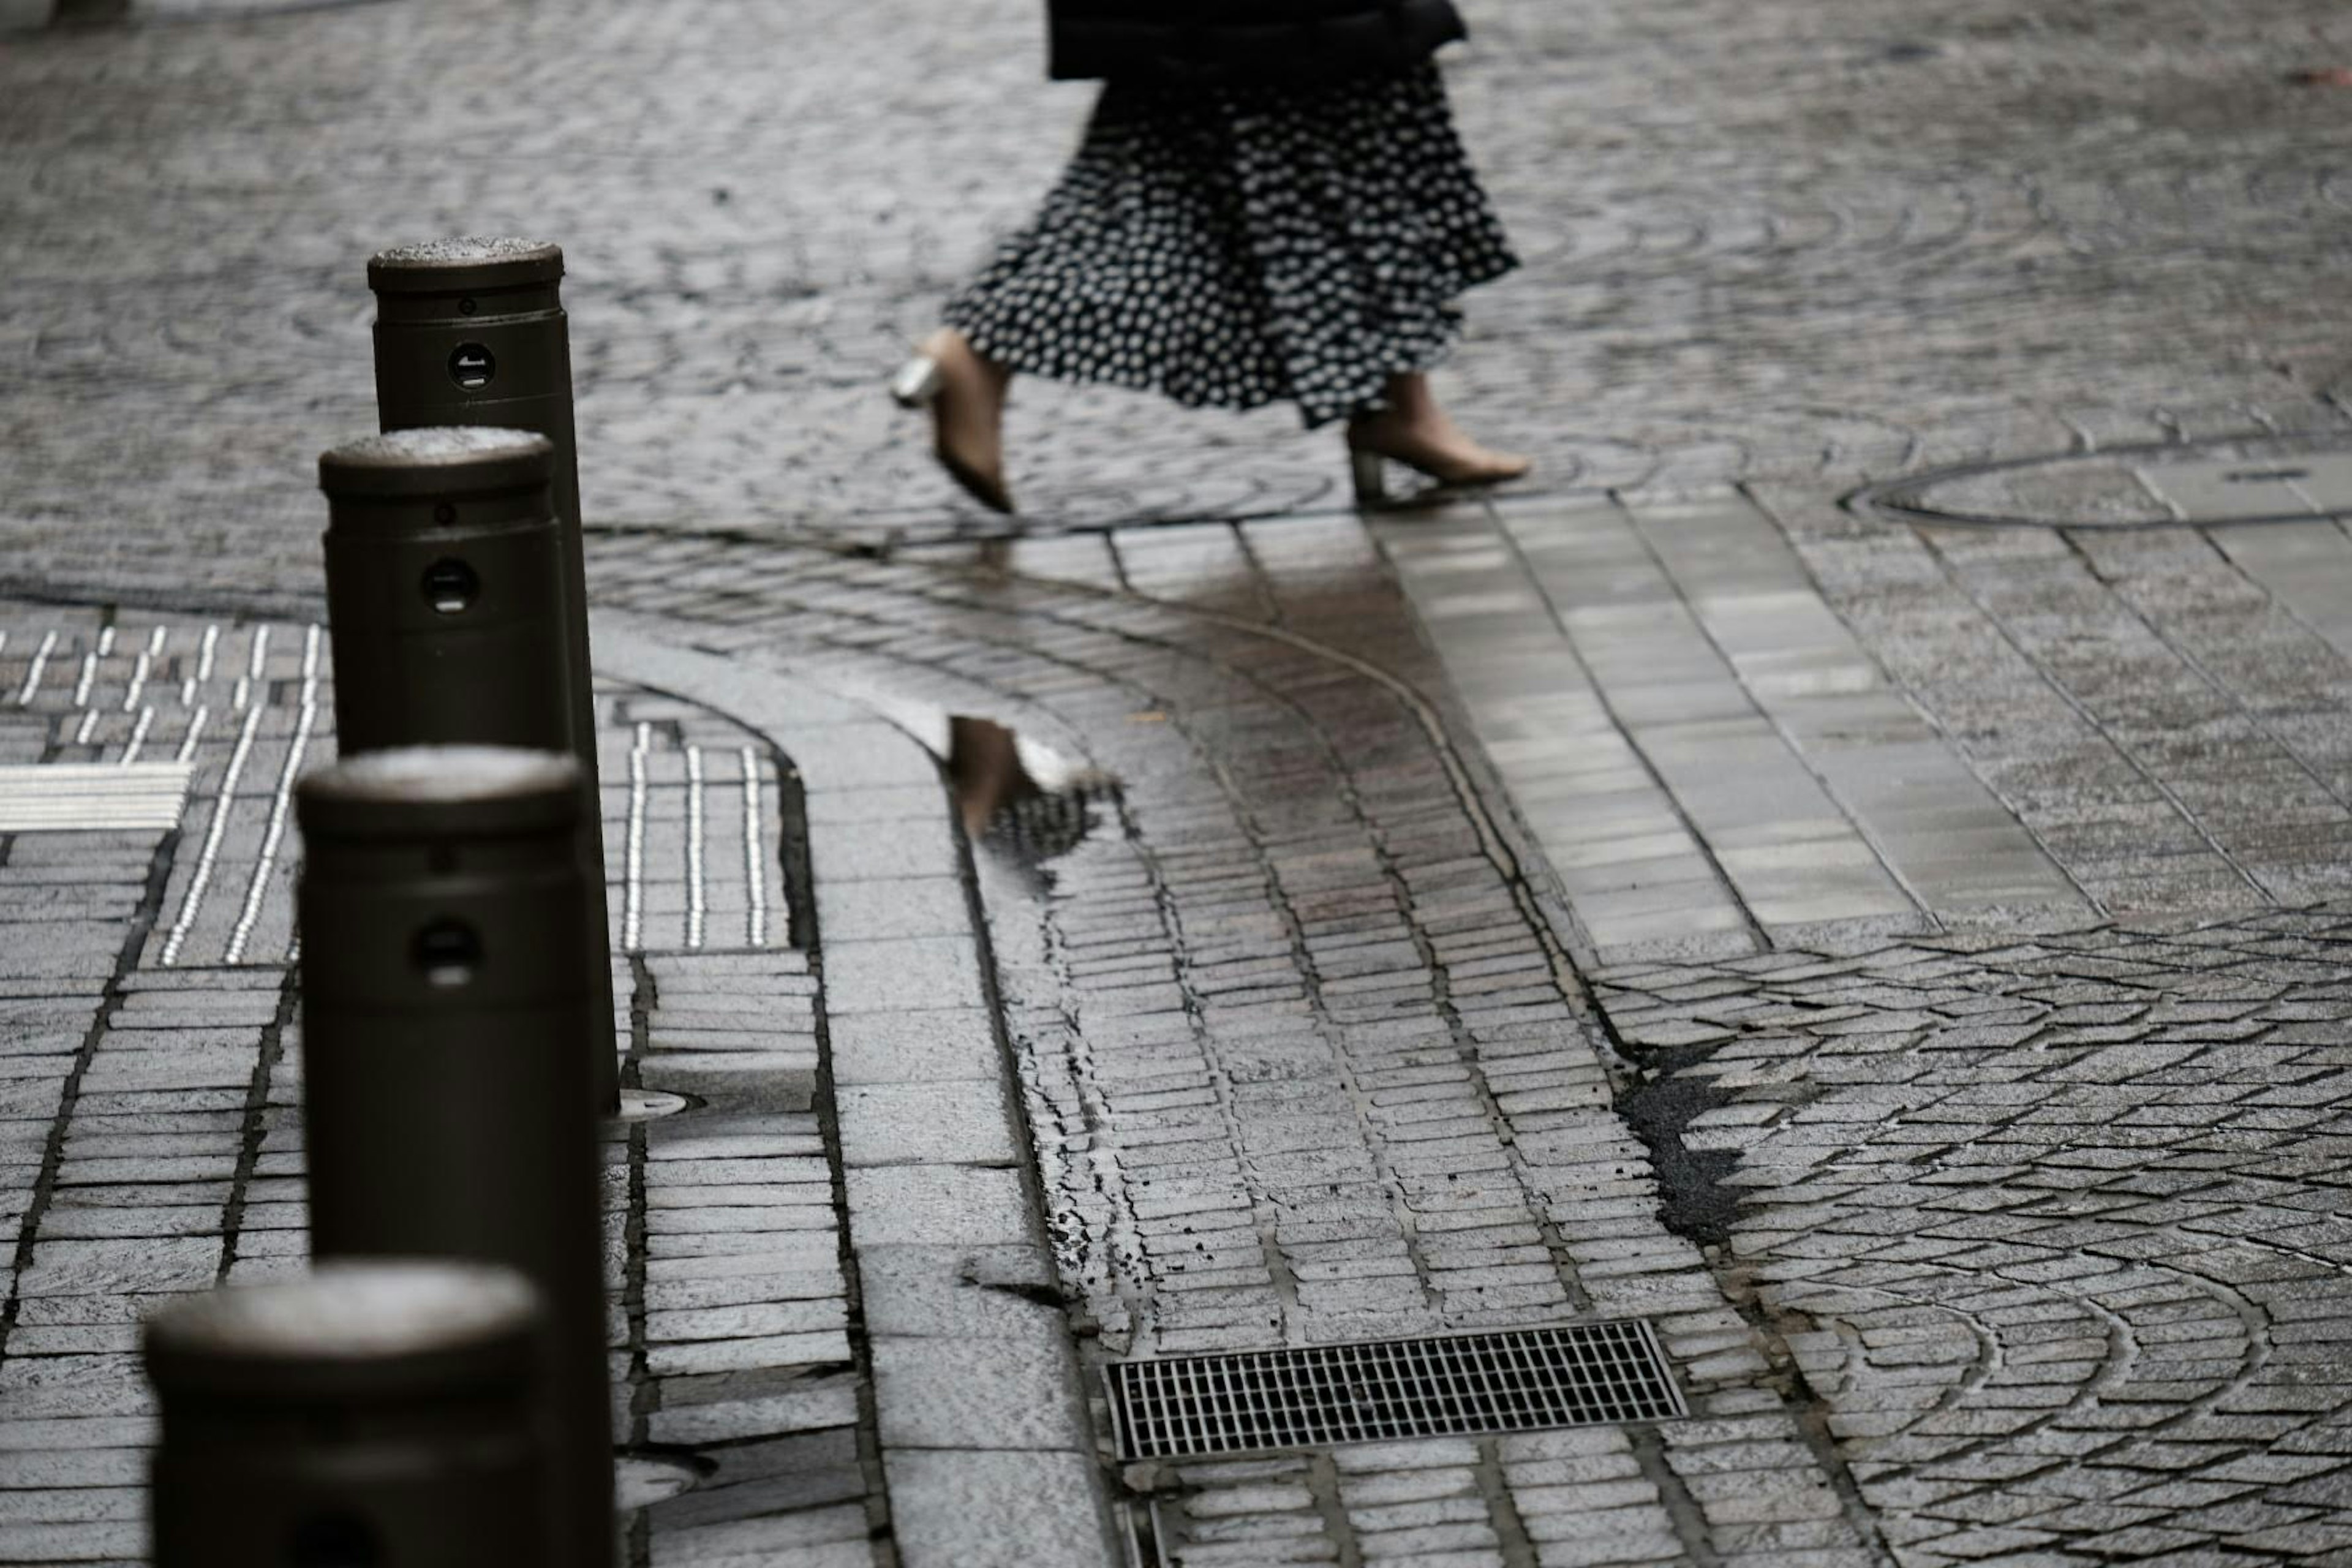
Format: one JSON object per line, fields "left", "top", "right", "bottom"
{"left": 447, "top": 343, "right": 497, "bottom": 391}
{"left": 420, "top": 557, "right": 480, "bottom": 616}
{"left": 412, "top": 918, "right": 484, "bottom": 988}
{"left": 1107, "top": 1321, "right": 1686, "bottom": 1460}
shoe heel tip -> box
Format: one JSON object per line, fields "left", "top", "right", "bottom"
{"left": 889, "top": 358, "right": 943, "bottom": 409}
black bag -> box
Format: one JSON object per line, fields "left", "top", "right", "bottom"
{"left": 1046, "top": 0, "right": 1469, "bottom": 86}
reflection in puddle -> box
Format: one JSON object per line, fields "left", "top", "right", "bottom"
{"left": 948, "top": 715, "right": 1118, "bottom": 865}
{"left": 843, "top": 689, "right": 1121, "bottom": 868}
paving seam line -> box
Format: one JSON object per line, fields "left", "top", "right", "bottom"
{"left": 598, "top": 614, "right": 1128, "bottom": 1568}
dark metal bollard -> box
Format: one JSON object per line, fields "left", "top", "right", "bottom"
{"left": 145, "top": 1260, "right": 550, "bottom": 1568}
{"left": 296, "top": 747, "right": 612, "bottom": 1567}
{"left": 368, "top": 239, "right": 586, "bottom": 560}
{"left": 318, "top": 428, "right": 617, "bottom": 1114}
{"left": 367, "top": 236, "right": 619, "bottom": 1110}
{"left": 318, "top": 429, "right": 570, "bottom": 755}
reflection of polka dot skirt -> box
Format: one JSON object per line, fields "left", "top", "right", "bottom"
{"left": 945, "top": 62, "right": 1518, "bottom": 430}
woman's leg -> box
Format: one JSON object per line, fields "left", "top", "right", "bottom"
{"left": 1346, "top": 372, "right": 1530, "bottom": 496}
{"left": 901, "top": 80, "right": 1296, "bottom": 515}
{"left": 907, "top": 328, "right": 1015, "bottom": 514}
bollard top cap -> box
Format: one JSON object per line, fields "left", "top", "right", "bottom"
{"left": 368, "top": 235, "right": 564, "bottom": 295}
{"left": 298, "top": 745, "right": 582, "bottom": 841}
{"left": 319, "top": 428, "right": 555, "bottom": 500}
{"left": 144, "top": 1260, "right": 543, "bottom": 1402}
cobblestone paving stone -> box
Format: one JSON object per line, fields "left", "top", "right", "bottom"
{"left": 1597, "top": 914, "right": 2352, "bottom": 1565}
{"left": 6, "top": 0, "right": 2352, "bottom": 587}
{"left": 581, "top": 518, "right": 2352, "bottom": 1564}
{"left": 7, "top": 0, "right": 2352, "bottom": 1561}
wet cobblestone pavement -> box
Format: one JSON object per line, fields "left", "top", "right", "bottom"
{"left": 1600, "top": 914, "right": 2352, "bottom": 1562}
{"left": 7, "top": 0, "right": 2352, "bottom": 1562}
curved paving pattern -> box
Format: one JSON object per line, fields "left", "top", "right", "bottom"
{"left": 577, "top": 516, "right": 2352, "bottom": 1562}
{"left": 6, "top": 0, "right": 2352, "bottom": 576}
{"left": 579, "top": 524, "right": 1890, "bottom": 1566}
{"left": 1600, "top": 915, "right": 2352, "bottom": 1563}
{"left": 7, "top": 0, "right": 2352, "bottom": 1561}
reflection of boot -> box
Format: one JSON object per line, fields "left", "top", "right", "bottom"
{"left": 948, "top": 717, "right": 1038, "bottom": 839}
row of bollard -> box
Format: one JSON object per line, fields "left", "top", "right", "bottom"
{"left": 141, "top": 240, "right": 622, "bottom": 1566}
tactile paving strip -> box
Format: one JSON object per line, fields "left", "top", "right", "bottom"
{"left": 1107, "top": 1321, "right": 1687, "bottom": 1460}
{"left": 0, "top": 611, "right": 794, "bottom": 965}
{"left": 0, "top": 762, "right": 193, "bottom": 831}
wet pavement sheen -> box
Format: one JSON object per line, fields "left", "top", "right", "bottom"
{"left": 7, "top": 0, "right": 2352, "bottom": 1563}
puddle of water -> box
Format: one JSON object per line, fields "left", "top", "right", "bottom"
{"left": 851, "top": 690, "right": 1118, "bottom": 866}
{"left": 818, "top": 685, "right": 1122, "bottom": 876}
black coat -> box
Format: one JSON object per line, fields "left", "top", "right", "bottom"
{"left": 1047, "top": 0, "right": 1468, "bottom": 86}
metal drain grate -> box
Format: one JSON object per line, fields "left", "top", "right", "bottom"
{"left": 0, "top": 763, "right": 194, "bottom": 832}
{"left": 1107, "top": 1321, "right": 1686, "bottom": 1460}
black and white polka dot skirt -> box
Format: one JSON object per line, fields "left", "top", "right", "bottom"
{"left": 944, "top": 62, "right": 1517, "bottom": 429}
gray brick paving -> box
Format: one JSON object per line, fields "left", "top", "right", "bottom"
{"left": 0, "top": 607, "right": 970, "bottom": 1567}
{"left": 571, "top": 510, "right": 2352, "bottom": 1562}
{"left": 1600, "top": 913, "right": 2352, "bottom": 1566}
{"left": 581, "top": 537, "right": 1879, "bottom": 1564}
{"left": 7, "top": 0, "right": 2352, "bottom": 1561}
{"left": 5, "top": 0, "right": 2350, "bottom": 585}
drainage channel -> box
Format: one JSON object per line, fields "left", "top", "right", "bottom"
{"left": 1107, "top": 1321, "right": 1688, "bottom": 1461}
